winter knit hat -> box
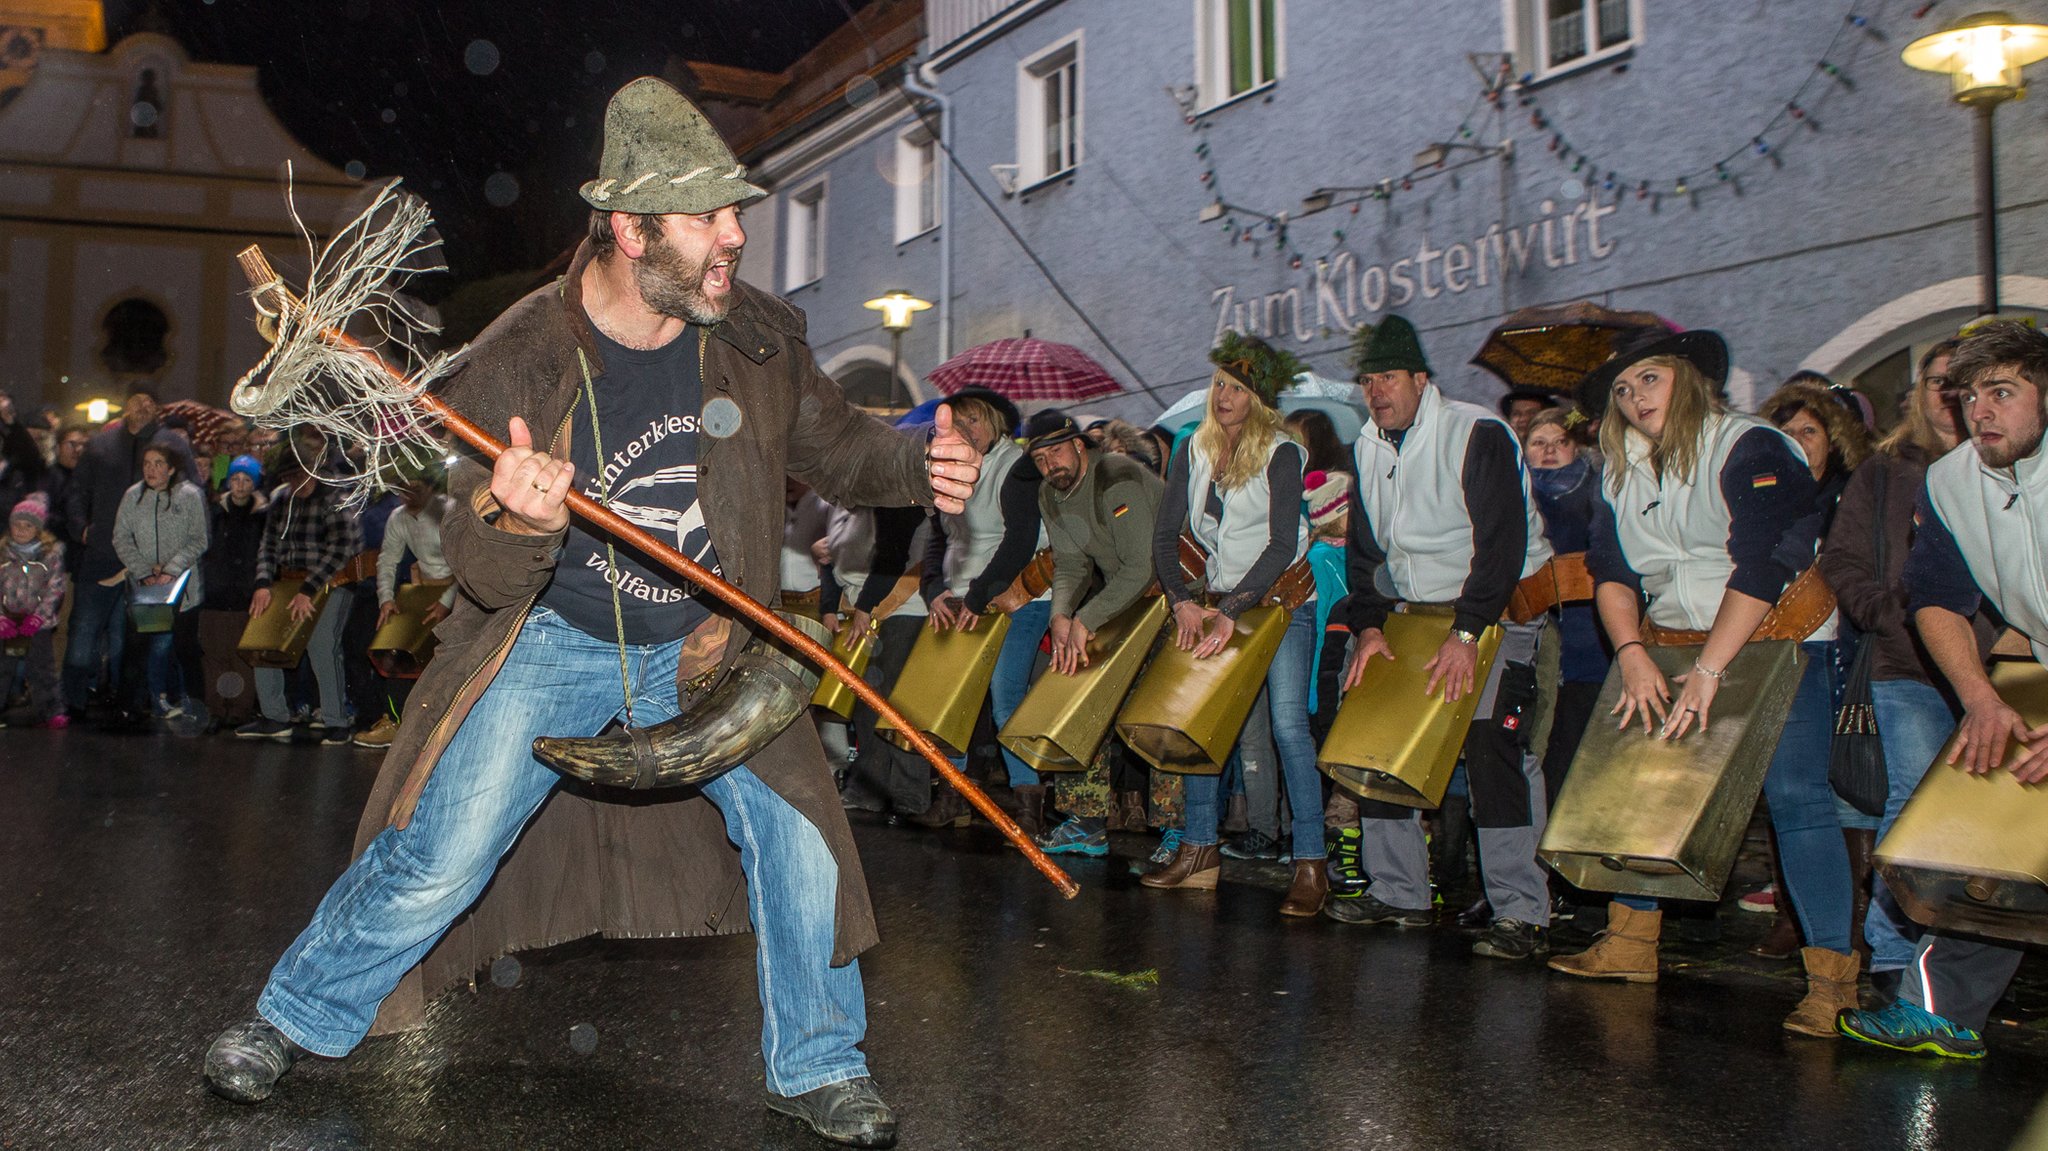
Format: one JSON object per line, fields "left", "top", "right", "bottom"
{"left": 1352, "top": 314, "right": 1431, "bottom": 376}
{"left": 1303, "top": 470, "right": 1351, "bottom": 534}
{"left": 581, "top": 77, "right": 767, "bottom": 217}
{"left": 1209, "top": 330, "right": 1305, "bottom": 409}
{"left": 227, "top": 454, "right": 264, "bottom": 486}
{"left": 10, "top": 492, "right": 47, "bottom": 530}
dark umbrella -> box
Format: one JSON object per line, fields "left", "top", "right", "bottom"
{"left": 1470, "top": 301, "right": 1675, "bottom": 395}
{"left": 924, "top": 338, "right": 1123, "bottom": 404}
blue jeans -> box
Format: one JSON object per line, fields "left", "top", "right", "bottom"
{"left": 255, "top": 586, "right": 351, "bottom": 728}
{"left": 1619, "top": 640, "right": 1850, "bottom": 945}
{"left": 256, "top": 606, "right": 870, "bottom": 1095}
{"left": 1184, "top": 602, "right": 1325, "bottom": 859}
{"left": 61, "top": 577, "right": 127, "bottom": 709}
{"left": 1865, "top": 677, "right": 1957, "bottom": 971}
{"left": 993, "top": 599, "right": 1051, "bottom": 787}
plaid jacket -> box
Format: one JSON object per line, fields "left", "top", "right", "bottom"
{"left": 255, "top": 483, "right": 363, "bottom": 595}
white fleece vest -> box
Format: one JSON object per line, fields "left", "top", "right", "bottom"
{"left": 1925, "top": 439, "right": 2048, "bottom": 663}
{"left": 941, "top": 437, "right": 1049, "bottom": 600}
{"left": 1605, "top": 412, "right": 1832, "bottom": 639}
{"left": 1185, "top": 434, "right": 1309, "bottom": 592}
{"left": 1352, "top": 386, "right": 1550, "bottom": 604}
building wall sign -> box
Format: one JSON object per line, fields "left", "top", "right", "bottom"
{"left": 1211, "top": 194, "right": 1621, "bottom": 344}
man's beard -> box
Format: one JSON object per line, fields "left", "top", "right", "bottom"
{"left": 636, "top": 233, "right": 740, "bottom": 325}
{"left": 1979, "top": 423, "right": 2046, "bottom": 468}
{"left": 1044, "top": 466, "right": 1079, "bottom": 492}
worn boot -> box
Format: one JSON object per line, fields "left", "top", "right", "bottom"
{"left": 1751, "top": 910, "right": 1803, "bottom": 960}
{"left": 1547, "top": 902, "right": 1662, "bottom": 983}
{"left": 909, "top": 786, "right": 970, "bottom": 829}
{"left": 1845, "top": 828, "right": 1875, "bottom": 971}
{"left": 1140, "top": 842, "right": 1222, "bottom": 891}
{"left": 1278, "top": 860, "right": 1328, "bottom": 917}
{"left": 1107, "top": 790, "right": 1147, "bottom": 832}
{"left": 203, "top": 1019, "right": 305, "bottom": 1103}
{"left": 1012, "top": 785, "right": 1047, "bottom": 839}
{"left": 1785, "top": 946, "right": 1861, "bottom": 1037}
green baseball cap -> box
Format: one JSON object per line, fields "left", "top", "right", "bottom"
{"left": 580, "top": 77, "right": 767, "bottom": 217}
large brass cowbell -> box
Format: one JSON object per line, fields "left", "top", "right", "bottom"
{"left": 1540, "top": 640, "right": 1806, "bottom": 901}
{"left": 1876, "top": 659, "right": 2048, "bottom": 946}
{"left": 810, "top": 625, "right": 876, "bottom": 719}
{"left": 999, "top": 597, "right": 1168, "bottom": 774}
{"left": 368, "top": 581, "right": 450, "bottom": 678}
{"left": 1116, "top": 603, "right": 1290, "bottom": 774}
{"left": 877, "top": 613, "right": 1012, "bottom": 758}
{"left": 236, "top": 577, "right": 332, "bottom": 669}
{"left": 1317, "top": 611, "right": 1504, "bottom": 807}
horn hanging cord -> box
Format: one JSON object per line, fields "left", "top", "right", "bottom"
{"left": 230, "top": 187, "right": 1079, "bottom": 900}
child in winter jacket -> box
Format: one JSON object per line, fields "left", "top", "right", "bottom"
{"left": 1, "top": 493, "right": 68, "bottom": 726}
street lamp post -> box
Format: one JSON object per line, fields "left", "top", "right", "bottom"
{"left": 1904, "top": 11, "right": 2048, "bottom": 314}
{"left": 863, "top": 290, "right": 934, "bottom": 411}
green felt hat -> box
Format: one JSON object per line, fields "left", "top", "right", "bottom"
{"left": 580, "top": 77, "right": 767, "bottom": 216}
{"left": 1352, "top": 314, "right": 1430, "bottom": 376}
{"left": 1209, "top": 330, "right": 1304, "bottom": 409}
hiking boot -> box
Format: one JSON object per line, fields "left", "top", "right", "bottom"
{"left": 1219, "top": 829, "right": 1280, "bottom": 861}
{"left": 1838, "top": 1000, "right": 1987, "bottom": 1059}
{"left": 765, "top": 1075, "right": 898, "bottom": 1148}
{"left": 234, "top": 717, "right": 294, "bottom": 741}
{"left": 1140, "top": 841, "right": 1222, "bottom": 890}
{"left": 353, "top": 715, "right": 399, "bottom": 748}
{"left": 1148, "top": 828, "right": 1184, "bottom": 865}
{"left": 1036, "top": 817, "right": 1108, "bottom": 857}
{"left": 1549, "top": 902, "right": 1661, "bottom": 982}
{"left": 1325, "top": 825, "right": 1366, "bottom": 899}
{"left": 1473, "top": 918, "right": 1550, "bottom": 960}
{"left": 203, "top": 1018, "right": 305, "bottom": 1103}
{"left": 1012, "top": 784, "right": 1047, "bottom": 839}
{"left": 1785, "top": 947, "right": 1860, "bottom": 1038}
{"left": 1323, "top": 892, "right": 1433, "bottom": 927}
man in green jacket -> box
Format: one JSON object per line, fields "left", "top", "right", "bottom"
{"left": 1024, "top": 410, "right": 1164, "bottom": 855}
{"left": 203, "top": 78, "right": 980, "bottom": 1149}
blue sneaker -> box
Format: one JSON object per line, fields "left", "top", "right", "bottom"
{"left": 1149, "top": 828, "right": 1184, "bottom": 865}
{"left": 1037, "top": 817, "right": 1108, "bottom": 857}
{"left": 1838, "top": 1000, "right": 1986, "bottom": 1059}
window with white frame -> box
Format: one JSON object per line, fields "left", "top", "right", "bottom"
{"left": 1511, "top": 0, "right": 1638, "bottom": 79}
{"left": 895, "top": 127, "right": 938, "bottom": 242}
{"left": 784, "top": 179, "right": 827, "bottom": 289}
{"left": 1017, "top": 34, "right": 1081, "bottom": 186}
{"left": 1195, "top": 0, "right": 1282, "bottom": 109}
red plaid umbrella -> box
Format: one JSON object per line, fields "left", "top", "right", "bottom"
{"left": 160, "top": 399, "right": 246, "bottom": 455}
{"left": 924, "top": 338, "right": 1123, "bottom": 403}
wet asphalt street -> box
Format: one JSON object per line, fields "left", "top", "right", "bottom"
{"left": 2, "top": 726, "right": 2045, "bottom": 1151}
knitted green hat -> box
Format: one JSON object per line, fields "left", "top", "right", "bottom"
{"left": 1352, "top": 314, "right": 1430, "bottom": 376}
{"left": 580, "top": 77, "right": 767, "bottom": 216}
{"left": 1209, "top": 330, "right": 1305, "bottom": 409}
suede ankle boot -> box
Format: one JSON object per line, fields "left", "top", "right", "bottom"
{"left": 1278, "top": 859, "right": 1328, "bottom": 917}
{"left": 1547, "top": 902, "right": 1662, "bottom": 983}
{"left": 1785, "top": 946, "right": 1861, "bottom": 1037}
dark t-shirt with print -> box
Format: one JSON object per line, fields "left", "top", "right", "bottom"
{"left": 539, "top": 323, "right": 719, "bottom": 644}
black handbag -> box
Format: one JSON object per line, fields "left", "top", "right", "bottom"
{"left": 1829, "top": 462, "right": 1890, "bottom": 817}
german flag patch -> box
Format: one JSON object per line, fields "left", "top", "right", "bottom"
{"left": 1113, "top": 503, "right": 1130, "bottom": 517}
{"left": 1751, "top": 473, "right": 1779, "bottom": 490}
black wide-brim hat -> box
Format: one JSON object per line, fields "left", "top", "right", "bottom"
{"left": 941, "top": 386, "right": 1023, "bottom": 436}
{"left": 1576, "top": 328, "right": 1729, "bottom": 419}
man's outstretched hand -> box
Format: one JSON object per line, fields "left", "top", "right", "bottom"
{"left": 926, "top": 404, "right": 982, "bottom": 516}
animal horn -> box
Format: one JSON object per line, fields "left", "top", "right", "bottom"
{"left": 533, "top": 613, "right": 832, "bottom": 789}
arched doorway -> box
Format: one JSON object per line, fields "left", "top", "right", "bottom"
{"left": 1801, "top": 275, "right": 2048, "bottom": 428}
{"left": 818, "top": 345, "right": 924, "bottom": 415}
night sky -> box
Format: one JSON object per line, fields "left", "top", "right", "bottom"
{"left": 104, "top": 0, "right": 869, "bottom": 286}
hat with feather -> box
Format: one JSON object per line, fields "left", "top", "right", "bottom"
{"left": 1209, "top": 330, "right": 1304, "bottom": 409}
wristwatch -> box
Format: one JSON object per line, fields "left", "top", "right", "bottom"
{"left": 1450, "top": 628, "right": 1480, "bottom": 646}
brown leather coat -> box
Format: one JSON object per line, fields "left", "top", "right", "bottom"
{"left": 360, "top": 242, "right": 933, "bottom": 1035}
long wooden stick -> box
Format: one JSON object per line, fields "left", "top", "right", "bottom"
{"left": 237, "top": 245, "right": 1080, "bottom": 900}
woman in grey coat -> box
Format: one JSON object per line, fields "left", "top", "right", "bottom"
{"left": 113, "top": 441, "right": 207, "bottom": 715}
